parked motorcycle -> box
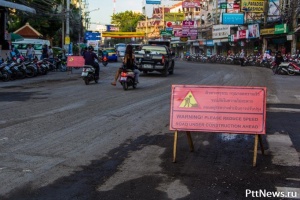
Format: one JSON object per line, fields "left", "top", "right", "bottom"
{"left": 102, "top": 55, "right": 108, "bottom": 66}
{"left": 81, "top": 65, "right": 98, "bottom": 85}
{"left": 119, "top": 68, "right": 137, "bottom": 90}
{"left": 0, "top": 62, "right": 11, "bottom": 82}
{"left": 276, "top": 62, "right": 300, "bottom": 75}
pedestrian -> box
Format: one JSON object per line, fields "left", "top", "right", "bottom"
{"left": 41, "top": 44, "right": 48, "bottom": 60}
{"left": 111, "top": 44, "right": 140, "bottom": 86}
{"left": 274, "top": 51, "right": 284, "bottom": 74}
{"left": 239, "top": 49, "right": 245, "bottom": 66}
{"left": 83, "top": 46, "right": 100, "bottom": 79}
{"left": 48, "top": 46, "right": 54, "bottom": 59}
{"left": 26, "top": 44, "right": 35, "bottom": 60}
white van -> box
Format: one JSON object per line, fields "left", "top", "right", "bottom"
{"left": 12, "top": 38, "right": 50, "bottom": 58}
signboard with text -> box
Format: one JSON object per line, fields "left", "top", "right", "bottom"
{"left": 222, "top": 13, "right": 244, "bottom": 25}
{"left": 146, "top": 0, "right": 161, "bottom": 4}
{"left": 170, "top": 85, "right": 266, "bottom": 134}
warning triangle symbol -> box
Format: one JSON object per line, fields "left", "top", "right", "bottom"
{"left": 179, "top": 91, "right": 198, "bottom": 108}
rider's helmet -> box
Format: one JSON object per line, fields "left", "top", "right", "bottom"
{"left": 88, "top": 46, "right": 94, "bottom": 51}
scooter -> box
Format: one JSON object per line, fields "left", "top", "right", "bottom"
{"left": 119, "top": 67, "right": 137, "bottom": 90}
{"left": 102, "top": 55, "right": 108, "bottom": 67}
{"left": 278, "top": 61, "right": 300, "bottom": 75}
{"left": 81, "top": 65, "right": 98, "bottom": 85}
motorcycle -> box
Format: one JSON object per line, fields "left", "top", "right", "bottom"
{"left": 119, "top": 67, "right": 137, "bottom": 90}
{"left": 0, "top": 62, "right": 11, "bottom": 82}
{"left": 102, "top": 55, "right": 108, "bottom": 66}
{"left": 81, "top": 65, "right": 98, "bottom": 85}
{"left": 276, "top": 61, "right": 300, "bottom": 75}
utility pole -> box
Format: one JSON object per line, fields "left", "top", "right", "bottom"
{"left": 65, "top": 0, "right": 70, "bottom": 47}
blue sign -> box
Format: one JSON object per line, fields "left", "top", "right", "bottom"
{"left": 84, "top": 31, "right": 101, "bottom": 40}
{"left": 206, "top": 40, "right": 214, "bottom": 46}
{"left": 146, "top": 0, "right": 161, "bottom": 4}
{"left": 222, "top": 13, "right": 244, "bottom": 25}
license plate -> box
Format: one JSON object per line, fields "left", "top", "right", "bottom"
{"left": 120, "top": 77, "right": 127, "bottom": 81}
{"left": 81, "top": 72, "right": 88, "bottom": 76}
{"left": 143, "top": 64, "right": 152, "bottom": 69}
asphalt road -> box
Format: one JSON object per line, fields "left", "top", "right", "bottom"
{"left": 0, "top": 60, "right": 299, "bottom": 200}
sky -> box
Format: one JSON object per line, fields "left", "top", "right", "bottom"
{"left": 87, "top": 0, "right": 180, "bottom": 29}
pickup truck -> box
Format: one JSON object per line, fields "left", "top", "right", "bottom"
{"left": 134, "top": 44, "right": 175, "bottom": 76}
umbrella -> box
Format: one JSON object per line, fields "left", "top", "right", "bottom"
{"left": 10, "top": 33, "right": 24, "bottom": 41}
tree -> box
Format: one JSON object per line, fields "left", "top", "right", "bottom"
{"left": 6, "top": 0, "right": 83, "bottom": 45}
{"left": 111, "top": 11, "right": 145, "bottom": 32}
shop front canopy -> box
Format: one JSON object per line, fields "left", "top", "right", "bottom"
{"left": 0, "top": 0, "right": 36, "bottom": 14}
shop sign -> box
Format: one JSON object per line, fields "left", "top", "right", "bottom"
{"left": 222, "top": 13, "right": 244, "bottom": 25}
{"left": 146, "top": 0, "right": 161, "bottom": 4}
{"left": 206, "top": 40, "right": 214, "bottom": 46}
{"left": 212, "top": 24, "right": 231, "bottom": 39}
{"left": 182, "top": 20, "right": 196, "bottom": 28}
{"left": 238, "top": 30, "right": 249, "bottom": 39}
{"left": 164, "top": 13, "right": 185, "bottom": 22}
{"left": 220, "top": 3, "right": 227, "bottom": 9}
{"left": 260, "top": 28, "right": 274, "bottom": 35}
{"left": 275, "top": 24, "right": 289, "bottom": 34}
{"left": 193, "top": 42, "right": 200, "bottom": 46}
{"left": 182, "top": 0, "right": 201, "bottom": 8}
{"left": 241, "top": 0, "right": 264, "bottom": 13}
{"left": 180, "top": 37, "right": 188, "bottom": 42}
{"left": 199, "top": 40, "right": 206, "bottom": 45}
{"left": 287, "top": 35, "right": 293, "bottom": 41}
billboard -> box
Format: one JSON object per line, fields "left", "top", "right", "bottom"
{"left": 222, "top": 13, "right": 244, "bottom": 25}
{"left": 241, "top": 0, "right": 264, "bottom": 12}
{"left": 146, "top": 0, "right": 161, "bottom": 4}
{"left": 248, "top": 24, "right": 260, "bottom": 38}
{"left": 268, "top": 0, "right": 280, "bottom": 22}
{"left": 212, "top": 25, "right": 231, "bottom": 39}
{"left": 164, "top": 13, "right": 185, "bottom": 21}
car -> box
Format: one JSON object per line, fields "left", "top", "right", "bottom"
{"left": 135, "top": 44, "right": 175, "bottom": 76}
{"left": 116, "top": 46, "right": 126, "bottom": 57}
{"left": 103, "top": 48, "right": 118, "bottom": 62}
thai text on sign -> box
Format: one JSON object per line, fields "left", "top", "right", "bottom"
{"left": 170, "top": 85, "right": 267, "bottom": 134}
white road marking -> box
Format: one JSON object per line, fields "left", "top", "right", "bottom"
{"left": 267, "top": 95, "right": 280, "bottom": 103}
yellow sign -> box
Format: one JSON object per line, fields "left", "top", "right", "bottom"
{"left": 102, "top": 32, "right": 145, "bottom": 38}
{"left": 164, "top": 13, "right": 185, "bottom": 21}
{"left": 242, "top": 0, "right": 264, "bottom": 13}
{"left": 179, "top": 92, "right": 198, "bottom": 108}
{"left": 65, "top": 36, "right": 70, "bottom": 45}
{"left": 260, "top": 28, "right": 275, "bottom": 35}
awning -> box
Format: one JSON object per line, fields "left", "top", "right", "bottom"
{"left": 0, "top": 0, "right": 36, "bottom": 14}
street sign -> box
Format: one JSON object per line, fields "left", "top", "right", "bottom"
{"left": 170, "top": 85, "right": 266, "bottom": 134}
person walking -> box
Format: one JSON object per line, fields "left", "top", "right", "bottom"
{"left": 26, "top": 44, "right": 35, "bottom": 60}
{"left": 41, "top": 44, "right": 48, "bottom": 60}
{"left": 239, "top": 49, "right": 245, "bottom": 66}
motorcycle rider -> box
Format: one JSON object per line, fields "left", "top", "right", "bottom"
{"left": 83, "top": 46, "right": 100, "bottom": 79}
{"left": 274, "top": 51, "right": 284, "bottom": 75}
{"left": 111, "top": 44, "right": 140, "bottom": 86}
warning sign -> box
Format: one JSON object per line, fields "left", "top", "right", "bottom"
{"left": 179, "top": 91, "right": 198, "bottom": 108}
{"left": 67, "top": 56, "right": 85, "bottom": 67}
{"left": 170, "top": 85, "right": 267, "bottom": 134}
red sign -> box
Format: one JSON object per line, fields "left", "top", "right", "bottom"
{"left": 170, "top": 85, "right": 267, "bottom": 134}
{"left": 67, "top": 56, "right": 85, "bottom": 67}
{"left": 238, "top": 30, "right": 248, "bottom": 39}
